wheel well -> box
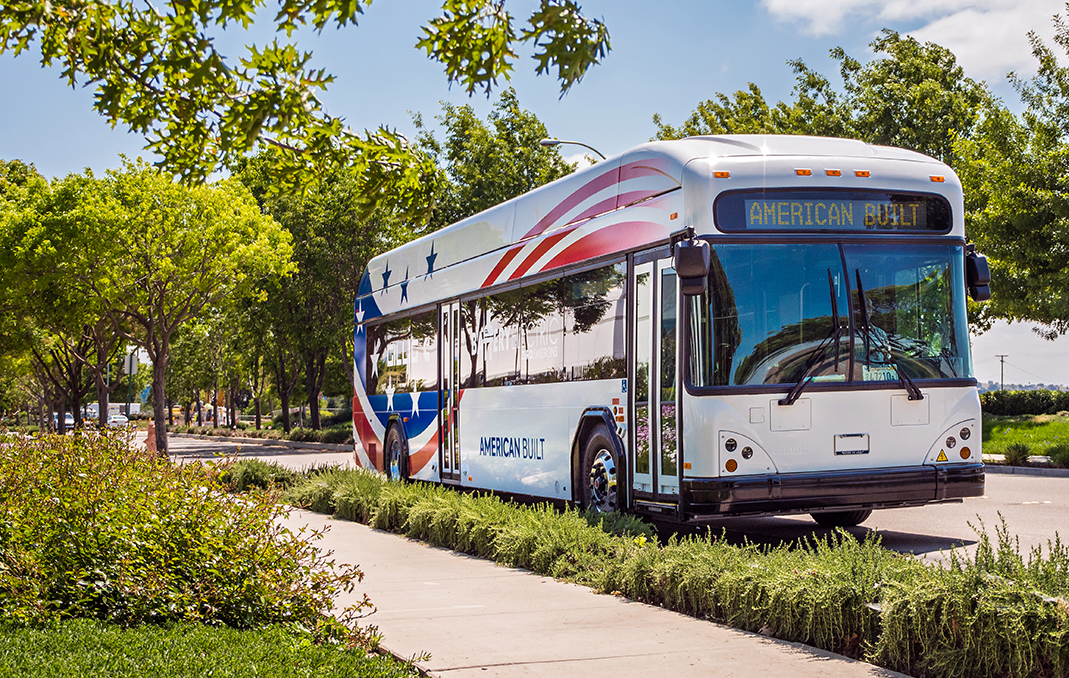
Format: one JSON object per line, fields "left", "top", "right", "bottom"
{"left": 570, "top": 409, "right": 625, "bottom": 505}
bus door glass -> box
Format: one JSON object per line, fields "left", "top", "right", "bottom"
{"left": 439, "top": 302, "right": 462, "bottom": 481}
{"left": 631, "top": 254, "right": 680, "bottom": 501}
{"left": 658, "top": 262, "right": 679, "bottom": 496}
{"left": 633, "top": 261, "right": 653, "bottom": 494}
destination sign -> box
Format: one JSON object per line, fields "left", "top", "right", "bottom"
{"left": 744, "top": 199, "right": 925, "bottom": 229}
{"left": 715, "top": 190, "right": 951, "bottom": 233}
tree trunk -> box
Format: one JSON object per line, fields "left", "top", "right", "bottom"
{"left": 305, "top": 351, "right": 328, "bottom": 430}
{"left": 254, "top": 397, "right": 262, "bottom": 430}
{"left": 279, "top": 387, "right": 291, "bottom": 433}
{"left": 212, "top": 375, "right": 219, "bottom": 428}
{"left": 152, "top": 358, "right": 169, "bottom": 455}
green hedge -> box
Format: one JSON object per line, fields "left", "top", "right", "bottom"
{"left": 981, "top": 389, "right": 1069, "bottom": 416}
{"left": 0, "top": 433, "right": 371, "bottom": 645}
{"left": 273, "top": 464, "right": 1069, "bottom": 678}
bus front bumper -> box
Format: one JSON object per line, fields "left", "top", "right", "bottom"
{"left": 680, "top": 463, "right": 984, "bottom": 518}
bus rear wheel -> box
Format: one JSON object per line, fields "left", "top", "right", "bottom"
{"left": 384, "top": 425, "right": 408, "bottom": 482}
{"left": 811, "top": 509, "right": 872, "bottom": 527}
{"left": 581, "top": 425, "right": 618, "bottom": 513}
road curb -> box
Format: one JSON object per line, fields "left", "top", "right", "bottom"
{"left": 168, "top": 432, "right": 353, "bottom": 453}
{"left": 982, "top": 463, "right": 1069, "bottom": 478}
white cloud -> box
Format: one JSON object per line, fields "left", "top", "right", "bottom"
{"left": 564, "top": 152, "right": 598, "bottom": 168}
{"left": 761, "top": 0, "right": 1062, "bottom": 80}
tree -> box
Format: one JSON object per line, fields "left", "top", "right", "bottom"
{"left": 654, "top": 31, "right": 989, "bottom": 165}
{"left": 955, "top": 8, "right": 1069, "bottom": 338}
{"left": 0, "top": 0, "right": 609, "bottom": 189}
{"left": 418, "top": 87, "right": 575, "bottom": 229}
{"left": 5, "top": 159, "right": 293, "bottom": 452}
{"left": 236, "top": 152, "right": 410, "bottom": 431}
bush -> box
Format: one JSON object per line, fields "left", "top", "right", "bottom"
{"left": 220, "top": 459, "right": 299, "bottom": 491}
{"left": 281, "top": 468, "right": 1069, "bottom": 678}
{"left": 981, "top": 389, "right": 1069, "bottom": 416}
{"left": 1048, "top": 443, "right": 1069, "bottom": 469}
{"left": 1003, "top": 442, "right": 1031, "bottom": 466}
{"left": 0, "top": 432, "right": 370, "bottom": 640}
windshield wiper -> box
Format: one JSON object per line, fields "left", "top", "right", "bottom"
{"left": 854, "top": 269, "right": 924, "bottom": 401}
{"left": 780, "top": 269, "right": 842, "bottom": 406}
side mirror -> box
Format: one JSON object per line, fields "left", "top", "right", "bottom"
{"left": 965, "top": 245, "right": 991, "bottom": 302}
{"left": 675, "top": 239, "right": 710, "bottom": 296}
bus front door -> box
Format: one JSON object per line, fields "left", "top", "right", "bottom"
{"left": 439, "top": 302, "right": 462, "bottom": 483}
{"left": 631, "top": 254, "right": 680, "bottom": 510}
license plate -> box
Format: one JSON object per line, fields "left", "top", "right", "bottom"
{"left": 834, "top": 433, "right": 869, "bottom": 455}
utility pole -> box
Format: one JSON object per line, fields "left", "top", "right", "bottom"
{"left": 996, "top": 354, "right": 1009, "bottom": 391}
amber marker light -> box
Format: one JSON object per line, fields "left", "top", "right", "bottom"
{"left": 960, "top": 447, "right": 971, "bottom": 459}
{"left": 670, "top": 212, "right": 678, "bottom": 220}
{"left": 714, "top": 171, "right": 730, "bottom": 178}
{"left": 855, "top": 170, "right": 871, "bottom": 177}
{"left": 795, "top": 168, "right": 812, "bottom": 176}
{"left": 683, "top": 462, "right": 692, "bottom": 470}
{"left": 931, "top": 175, "right": 945, "bottom": 182}
{"left": 826, "top": 169, "right": 842, "bottom": 176}
{"left": 725, "top": 459, "right": 738, "bottom": 473}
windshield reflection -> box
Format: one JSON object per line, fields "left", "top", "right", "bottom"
{"left": 689, "top": 243, "right": 972, "bottom": 388}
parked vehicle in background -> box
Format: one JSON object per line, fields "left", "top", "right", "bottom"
{"left": 52, "top": 412, "right": 76, "bottom": 432}
{"left": 107, "top": 413, "right": 131, "bottom": 428}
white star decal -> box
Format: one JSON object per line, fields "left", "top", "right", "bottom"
{"left": 385, "top": 379, "right": 396, "bottom": 411}
{"left": 410, "top": 387, "right": 421, "bottom": 417}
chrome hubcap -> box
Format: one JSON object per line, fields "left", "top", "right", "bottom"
{"left": 388, "top": 437, "right": 403, "bottom": 480}
{"left": 588, "top": 448, "right": 617, "bottom": 512}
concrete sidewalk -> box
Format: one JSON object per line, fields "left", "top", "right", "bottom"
{"left": 279, "top": 508, "right": 903, "bottom": 678}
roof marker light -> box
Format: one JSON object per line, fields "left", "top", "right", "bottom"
{"left": 714, "top": 171, "right": 730, "bottom": 178}
{"left": 826, "top": 169, "right": 841, "bottom": 177}
{"left": 795, "top": 168, "right": 812, "bottom": 176}
{"left": 931, "top": 175, "right": 945, "bottom": 183}
{"left": 855, "top": 170, "right": 870, "bottom": 178}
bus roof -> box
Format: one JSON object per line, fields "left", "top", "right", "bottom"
{"left": 359, "top": 135, "right": 952, "bottom": 304}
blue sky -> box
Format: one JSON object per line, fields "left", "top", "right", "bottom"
{"left": 1, "top": 0, "right": 1066, "bottom": 385}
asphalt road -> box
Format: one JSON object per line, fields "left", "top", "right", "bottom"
{"left": 168, "top": 434, "right": 1068, "bottom": 564}
{"left": 166, "top": 434, "right": 354, "bottom": 471}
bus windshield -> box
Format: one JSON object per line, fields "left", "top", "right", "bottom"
{"left": 687, "top": 242, "right": 973, "bottom": 388}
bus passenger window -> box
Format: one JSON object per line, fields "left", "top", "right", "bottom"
{"left": 562, "top": 262, "right": 626, "bottom": 381}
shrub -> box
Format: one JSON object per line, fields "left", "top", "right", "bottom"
{"left": 281, "top": 468, "right": 1069, "bottom": 678}
{"left": 220, "top": 459, "right": 299, "bottom": 491}
{"left": 981, "top": 389, "right": 1069, "bottom": 416}
{"left": 1048, "top": 443, "right": 1069, "bottom": 469}
{"left": 1002, "top": 442, "right": 1031, "bottom": 466}
{"left": 0, "top": 432, "right": 370, "bottom": 640}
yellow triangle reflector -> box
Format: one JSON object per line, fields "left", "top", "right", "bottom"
{"left": 936, "top": 450, "right": 948, "bottom": 462}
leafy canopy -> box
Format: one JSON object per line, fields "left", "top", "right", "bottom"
{"left": 654, "top": 30, "right": 990, "bottom": 165}
{"left": 955, "top": 10, "right": 1069, "bottom": 338}
{"left": 0, "top": 0, "right": 609, "bottom": 189}
{"left": 417, "top": 87, "right": 575, "bottom": 229}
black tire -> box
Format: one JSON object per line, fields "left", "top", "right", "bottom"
{"left": 581, "top": 424, "right": 619, "bottom": 513}
{"left": 811, "top": 509, "right": 872, "bottom": 528}
{"left": 384, "top": 424, "right": 408, "bottom": 482}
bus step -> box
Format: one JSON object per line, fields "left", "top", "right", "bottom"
{"left": 635, "top": 499, "right": 678, "bottom": 515}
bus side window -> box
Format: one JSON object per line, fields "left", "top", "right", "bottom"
{"left": 562, "top": 262, "right": 626, "bottom": 381}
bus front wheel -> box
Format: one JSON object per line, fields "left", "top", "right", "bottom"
{"left": 810, "top": 509, "right": 872, "bottom": 527}
{"left": 384, "top": 425, "right": 408, "bottom": 482}
{"left": 581, "top": 425, "right": 618, "bottom": 513}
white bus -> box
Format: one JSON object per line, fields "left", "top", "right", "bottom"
{"left": 351, "top": 135, "right": 990, "bottom": 526}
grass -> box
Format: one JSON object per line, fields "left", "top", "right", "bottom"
{"left": 0, "top": 619, "right": 416, "bottom": 678}
{"left": 982, "top": 412, "right": 1069, "bottom": 458}
{"left": 258, "top": 461, "right": 1069, "bottom": 678}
